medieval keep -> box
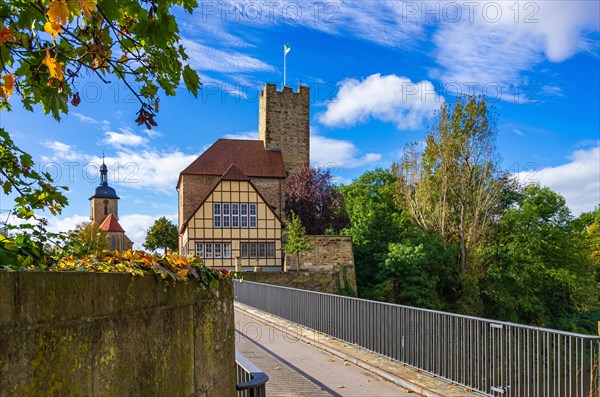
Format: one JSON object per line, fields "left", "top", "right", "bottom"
{"left": 90, "top": 158, "right": 133, "bottom": 251}
{"left": 178, "top": 83, "right": 310, "bottom": 270}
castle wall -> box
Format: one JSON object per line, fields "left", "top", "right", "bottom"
{"left": 258, "top": 84, "right": 310, "bottom": 178}
{"left": 283, "top": 235, "right": 357, "bottom": 293}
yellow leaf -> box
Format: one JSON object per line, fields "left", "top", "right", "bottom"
{"left": 42, "top": 50, "right": 64, "bottom": 81}
{"left": 0, "top": 25, "right": 14, "bottom": 45}
{"left": 176, "top": 269, "right": 189, "bottom": 279}
{"left": 78, "top": 0, "right": 96, "bottom": 18}
{"left": 0, "top": 73, "right": 15, "bottom": 100}
{"left": 44, "top": 21, "right": 62, "bottom": 41}
{"left": 47, "top": 1, "right": 70, "bottom": 25}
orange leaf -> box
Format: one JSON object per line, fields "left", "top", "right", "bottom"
{"left": 47, "top": 1, "right": 70, "bottom": 25}
{"left": 43, "top": 50, "right": 64, "bottom": 81}
{"left": 0, "top": 25, "right": 14, "bottom": 45}
{"left": 0, "top": 73, "right": 14, "bottom": 100}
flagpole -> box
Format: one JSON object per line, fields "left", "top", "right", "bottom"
{"left": 283, "top": 48, "right": 287, "bottom": 88}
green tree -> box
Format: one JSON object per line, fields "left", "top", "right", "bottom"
{"left": 481, "top": 184, "right": 596, "bottom": 330}
{"left": 340, "top": 169, "right": 409, "bottom": 296}
{"left": 144, "top": 216, "right": 178, "bottom": 254}
{"left": 282, "top": 211, "right": 310, "bottom": 270}
{"left": 394, "top": 95, "right": 502, "bottom": 271}
{"left": 66, "top": 222, "right": 107, "bottom": 256}
{"left": 0, "top": 1, "right": 200, "bottom": 240}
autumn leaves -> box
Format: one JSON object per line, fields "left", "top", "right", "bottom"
{"left": 44, "top": 0, "right": 96, "bottom": 39}
{"left": 0, "top": 25, "right": 14, "bottom": 100}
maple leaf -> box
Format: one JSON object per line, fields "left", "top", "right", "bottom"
{"left": 43, "top": 50, "right": 64, "bottom": 81}
{"left": 78, "top": 0, "right": 97, "bottom": 19}
{"left": 0, "top": 25, "right": 14, "bottom": 45}
{"left": 44, "top": 21, "right": 62, "bottom": 41}
{"left": 47, "top": 1, "right": 70, "bottom": 25}
{"left": 0, "top": 73, "right": 15, "bottom": 100}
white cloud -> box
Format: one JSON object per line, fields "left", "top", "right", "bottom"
{"left": 46, "top": 214, "right": 91, "bottom": 234}
{"left": 311, "top": 134, "right": 382, "bottom": 169}
{"left": 184, "top": 1, "right": 425, "bottom": 48}
{"left": 95, "top": 149, "right": 201, "bottom": 194}
{"left": 517, "top": 143, "right": 600, "bottom": 215}
{"left": 430, "top": 1, "right": 599, "bottom": 99}
{"left": 103, "top": 129, "right": 148, "bottom": 148}
{"left": 72, "top": 112, "right": 98, "bottom": 124}
{"left": 42, "top": 213, "right": 178, "bottom": 249}
{"left": 119, "top": 213, "right": 177, "bottom": 249}
{"left": 41, "top": 141, "right": 85, "bottom": 162}
{"left": 318, "top": 74, "right": 443, "bottom": 130}
{"left": 182, "top": 39, "right": 274, "bottom": 73}
{"left": 223, "top": 131, "right": 257, "bottom": 140}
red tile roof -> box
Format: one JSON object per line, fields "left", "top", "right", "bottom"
{"left": 98, "top": 214, "right": 126, "bottom": 233}
{"left": 180, "top": 139, "right": 286, "bottom": 179}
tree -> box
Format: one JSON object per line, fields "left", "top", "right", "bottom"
{"left": 481, "top": 184, "right": 596, "bottom": 330}
{"left": 282, "top": 211, "right": 310, "bottom": 270}
{"left": 0, "top": 1, "right": 200, "bottom": 239}
{"left": 285, "top": 163, "right": 349, "bottom": 235}
{"left": 144, "top": 216, "right": 177, "bottom": 254}
{"left": 394, "top": 95, "right": 502, "bottom": 272}
{"left": 340, "top": 169, "right": 409, "bottom": 295}
{"left": 66, "top": 222, "right": 107, "bottom": 256}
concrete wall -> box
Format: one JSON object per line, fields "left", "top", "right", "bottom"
{"left": 0, "top": 271, "right": 236, "bottom": 397}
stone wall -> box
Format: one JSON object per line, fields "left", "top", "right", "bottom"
{"left": 265, "top": 235, "right": 357, "bottom": 295}
{"left": 286, "top": 236, "right": 355, "bottom": 270}
{"left": 258, "top": 83, "right": 310, "bottom": 178}
{"left": 0, "top": 271, "right": 236, "bottom": 397}
{"left": 240, "top": 269, "right": 355, "bottom": 296}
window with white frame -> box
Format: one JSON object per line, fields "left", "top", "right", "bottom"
{"left": 214, "top": 243, "right": 222, "bottom": 258}
{"left": 195, "top": 242, "right": 203, "bottom": 257}
{"left": 205, "top": 243, "right": 213, "bottom": 258}
{"left": 213, "top": 203, "right": 221, "bottom": 228}
{"left": 240, "top": 204, "right": 248, "bottom": 228}
{"left": 223, "top": 243, "right": 232, "bottom": 258}
{"left": 231, "top": 203, "right": 239, "bottom": 227}
{"left": 222, "top": 203, "right": 230, "bottom": 228}
{"left": 241, "top": 243, "right": 248, "bottom": 258}
{"left": 249, "top": 203, "right": 257, "bottom": 228}
{"left": 249, "top": 243, "right": 257, "bottom": 258}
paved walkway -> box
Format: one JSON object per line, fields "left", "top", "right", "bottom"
{"left": 235, "top": 303, "right": 484, "bottom": 397}
{"left": 235, "top": 309, "right": 416, "bottom": 397}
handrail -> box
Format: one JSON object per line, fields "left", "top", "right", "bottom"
{"left": 234, "top": 279, "right": 600, "bottom": 397}
{"left": 235, "top": 352, "right": 268, "bottom": 395}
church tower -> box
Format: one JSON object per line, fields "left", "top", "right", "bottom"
{"left": 89, "top": 158, "right": 119, "bottom": 225}
{"left": 258, "top": 83, "right": 310, "bottom": 178}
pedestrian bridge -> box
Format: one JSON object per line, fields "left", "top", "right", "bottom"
{"left": 234, "top": 280, "right": 600, "bottom": 397}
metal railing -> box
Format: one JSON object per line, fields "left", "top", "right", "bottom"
{"left": 234, "top": 280, "right": 600, "bottom": 397}
{"left": 236, "top": 351, "right": 268, "bottom": 397}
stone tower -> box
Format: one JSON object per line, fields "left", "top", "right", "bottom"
{"left": 89, "top": 158, "right": 119, "bottom": 225}
{"left": 258, "top": 83, "right": 310, "bottom": 177}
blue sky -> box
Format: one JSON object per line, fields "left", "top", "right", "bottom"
{"left": 1, "top": 1, "right": 599, "bottom": 247}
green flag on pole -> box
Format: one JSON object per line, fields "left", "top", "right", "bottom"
{"left": 284, "top": 44, "right": 291, "bottom": 55}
